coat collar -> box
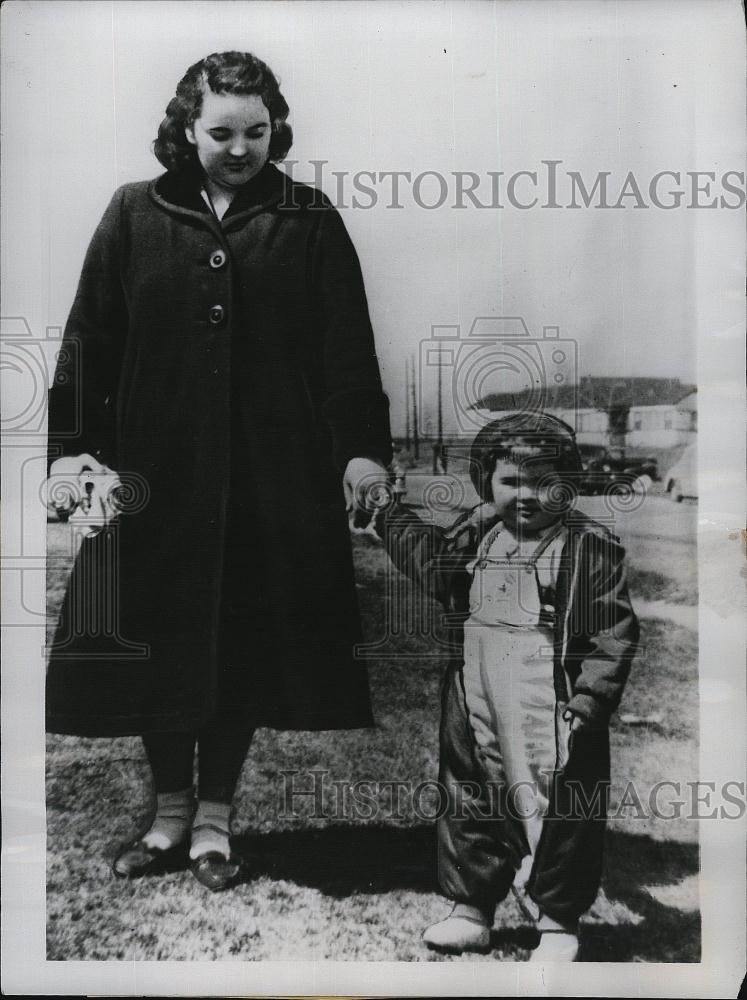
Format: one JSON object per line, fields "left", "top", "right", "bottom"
{"left": 148, "top": 161, "right": 287, "bottom": 228}
{"left": 453, "top": 504, "right": 620, "bottom": 555}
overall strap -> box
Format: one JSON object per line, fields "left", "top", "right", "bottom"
{"left": 465, "top": 520, "right": 504, "bottom": 575}
{"left": 524, "top": 519, "right": 567, "bottom": 569}
{"left": 471, "top": 518, "right": 567, "bottom": 573}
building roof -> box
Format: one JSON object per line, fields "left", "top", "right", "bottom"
{"left": 474, "top": 377, "right": 697, "bottom": 413}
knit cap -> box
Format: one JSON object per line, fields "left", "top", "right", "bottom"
{"left": 469, "top": 410, "right": 582, "bottom": 501}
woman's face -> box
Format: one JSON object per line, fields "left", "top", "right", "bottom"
{"left": 185, "top": 90, "right": 271, "bottom": 191}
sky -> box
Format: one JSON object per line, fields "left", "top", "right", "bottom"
{"left": 3, "top": 0, "right": 743, "bottom": 435}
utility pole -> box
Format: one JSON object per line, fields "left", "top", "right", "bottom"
{"left": 433, "top": 340, "right": 447, "bottom": 474}
{"left": 437, "top": 340, "right": 443, "bottom": 452}
{"left": 404, "top": 358, "right": 411, "bottom": 452}
{"left": 410, "top": 354, "right": 419, "bottom": 460}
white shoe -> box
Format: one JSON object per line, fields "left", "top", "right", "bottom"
{"left": 528, "top": 930, "right": 579, "bottom": 962}
{"left": 422, "top": 905, "right": 492, "bottom": 954}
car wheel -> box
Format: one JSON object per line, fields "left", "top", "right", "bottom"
{"left": 608, "top": 481, "right": 631, "bottom": 497}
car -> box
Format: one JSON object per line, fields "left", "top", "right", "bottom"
{"left": 577, "top": 444, "right": 659, "bottom": 496}
{"left": 665, "top": 442, "right": 697, "bottom": 501}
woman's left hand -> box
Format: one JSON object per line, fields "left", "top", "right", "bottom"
{"left": 343, "top": 457, "right": 389, "bottom": 525}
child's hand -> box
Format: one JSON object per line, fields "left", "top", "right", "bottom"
{"left": 563, "top": 709, "right": 589, "bottom": 733}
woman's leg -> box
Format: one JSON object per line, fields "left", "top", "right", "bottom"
{"left": 140, "top": 731, "right": 196, "bottom": 848}
{"left": 190, "top": 723, "right": 254, "bottom": 860}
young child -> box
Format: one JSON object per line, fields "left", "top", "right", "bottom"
{"left": 376, "top": 412, "right": 638, "bottom": 961}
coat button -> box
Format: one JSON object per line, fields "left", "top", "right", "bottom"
{"left": 209, "top": 250, "right": 226, "bottom": 269}
{"left": 208, "top": 305, "right": 225, "bottom": 325}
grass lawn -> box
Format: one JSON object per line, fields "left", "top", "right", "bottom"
{"left": 45, "top": 498, "right": 700, "bottom": 963}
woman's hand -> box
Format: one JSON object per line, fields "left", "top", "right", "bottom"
{"left": 343, "top": 457, "right": 390, "bottom": 529}
{"left": 47, "top": 454, "right": 121, "bottom": 534}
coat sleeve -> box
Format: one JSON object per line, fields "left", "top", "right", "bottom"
{"left": 566, "top": 534, "right": 640, "bottom": 725}
{"left": 377, "top": 502, "right": 498, "bottom": 608}
{"left": 47, "top": 186, "right": 128, "bottom": 472}
{"left": 312, "top": 204, "right": 392, "bottom": 470}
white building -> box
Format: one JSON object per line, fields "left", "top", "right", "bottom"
{"left": 626, "top": 392, "right": 697, "bottom": 448}
{"left": 468, "top": 383, "right": 697, "bottom": 450}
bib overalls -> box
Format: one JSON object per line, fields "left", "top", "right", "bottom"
{"left": 437, "top": 521, "right": 586, "bottom": 920}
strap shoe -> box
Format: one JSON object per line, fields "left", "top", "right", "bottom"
{"left": 190, "top": 850, "right": 245, "bottom": 892}
{"left": 112, "top": 837, "right": 189, "bottom": 879}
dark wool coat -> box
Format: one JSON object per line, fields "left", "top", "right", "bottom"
{"left": 46, "top": 163, "right": 392, "bottom": 736}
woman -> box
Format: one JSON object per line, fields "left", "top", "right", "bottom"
{"left": 46, "top": 51, "right": 392, "bottom": 891}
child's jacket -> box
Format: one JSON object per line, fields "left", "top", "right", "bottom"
{"left": 379, "top": 502, "right": 639, "bottom": 726}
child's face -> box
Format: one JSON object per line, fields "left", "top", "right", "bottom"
{"left": 489, "top": 457, "right": 566, "bottom": 534}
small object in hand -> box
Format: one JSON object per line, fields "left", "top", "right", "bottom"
{"left": 68, "top": 468, "right": 122, "bottom": 536}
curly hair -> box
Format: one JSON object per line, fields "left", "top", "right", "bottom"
{"left": 153, "top": 51, "right": 293, "bottom": 172}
